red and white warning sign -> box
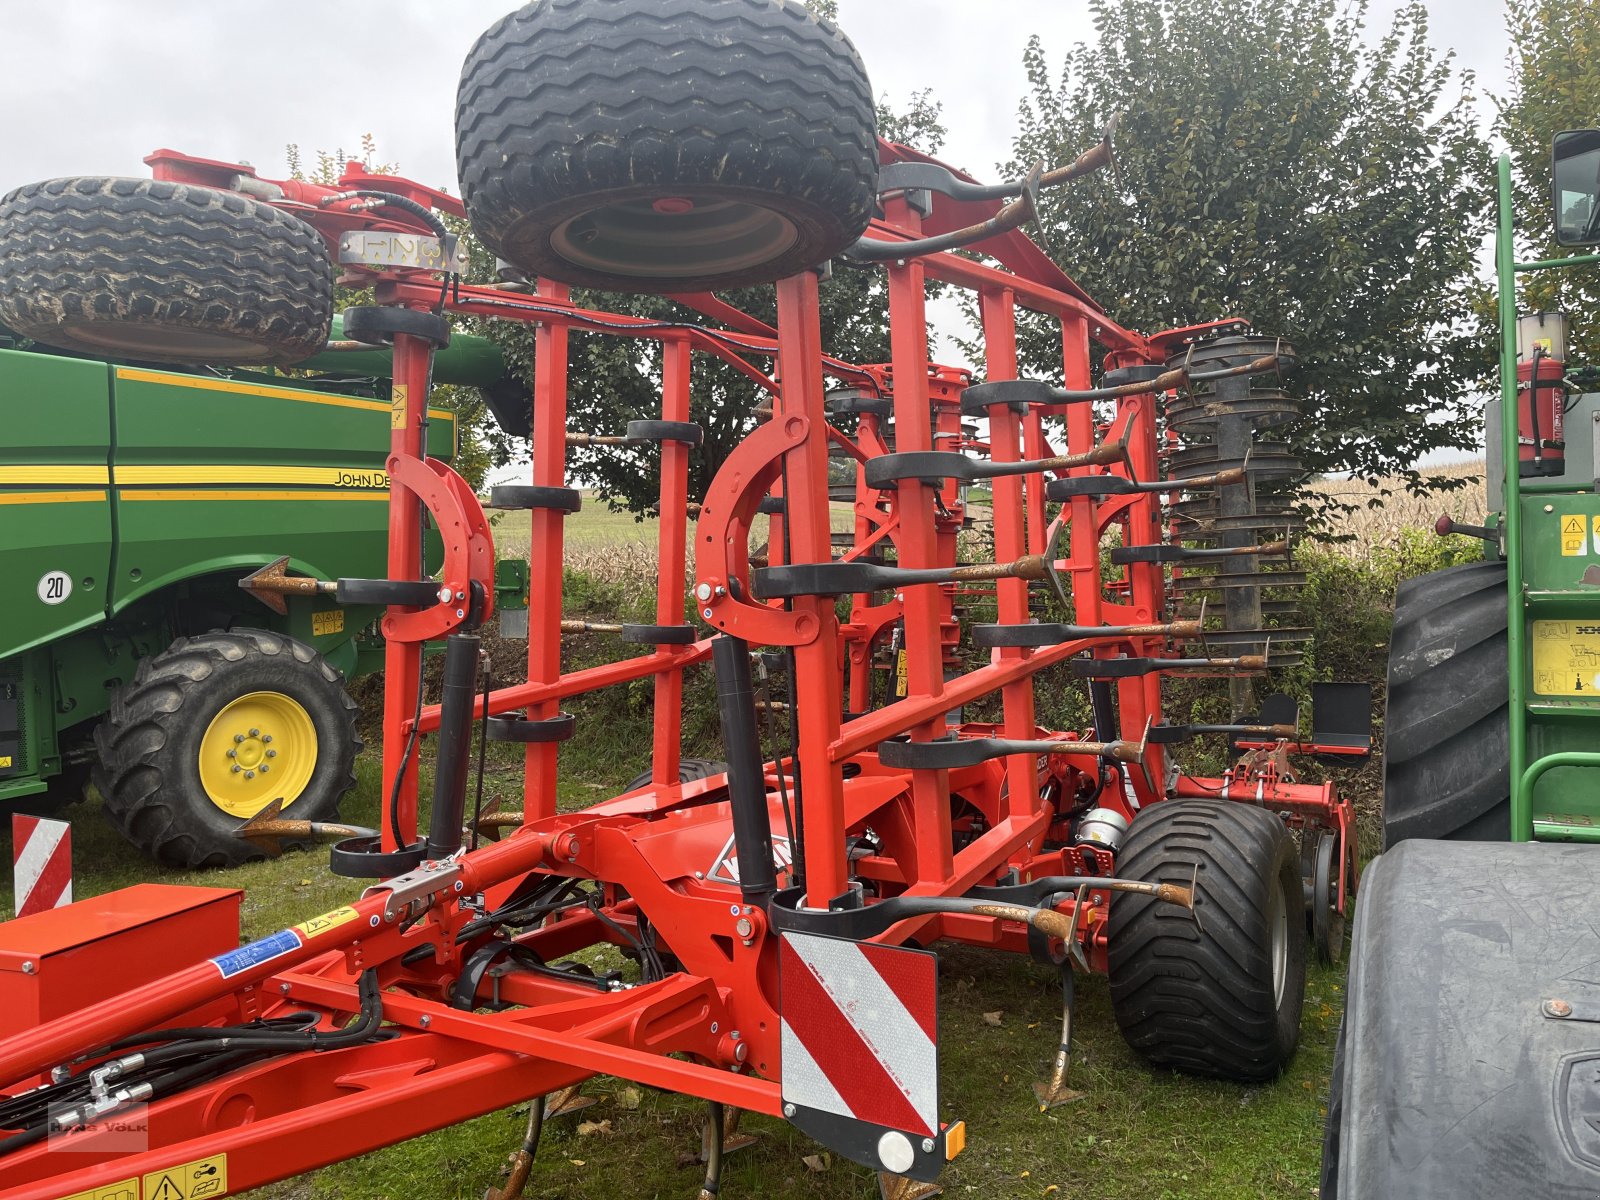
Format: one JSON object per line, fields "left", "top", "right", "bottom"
{"left": 779, "top": 930, "right": 938, "bottom": 1139}
{"left": 12, "top": 813, "right": 72, "bottom": 918}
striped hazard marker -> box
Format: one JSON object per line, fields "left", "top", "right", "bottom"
{"left": 12, "top": 813, "right": 72, "bottom": 918}
{"left": 780, "top": 931, "right": 960, "bottom": 1182}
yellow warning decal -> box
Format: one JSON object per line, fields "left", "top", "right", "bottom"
{"left": 60, "top": 1181, "right": 139, "bottom": 1200}
{"left": 895, "top": 649, "right": 909, "bottom": 698}
{"left": 143, "top": 1154, "right": 227, "bottom": 1200}
{"left": 311, "top": 609, "right": 346, "bottom": 637}
{"left": 1591, "top": 515, "right": 1600, "bottom": 555}
{"left": 1532, "top": 621, "right": 1600, "bottom": 696}
{"left": 0, "top": 756, "right": 12, "bottom": 769}
{"left": 1563, "top": 515, "right": 1588, "bottom": 556}
{"left": 292, "top": 905, "right": 360, "bottom": 941}
{"left": 391, "top": 383, "right": 409, "bottom": 430}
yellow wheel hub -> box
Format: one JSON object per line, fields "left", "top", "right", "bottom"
{"left": 198, "top": 691, "right": 318, "bottom": 819}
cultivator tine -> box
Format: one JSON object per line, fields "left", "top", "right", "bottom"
{"left": 542, "top": 1084, "right": 598, "bottom": 1119}
{"left": 718, "top": 1104, "right": 759, "bottom": 1155}
{"left": 1043, "top": 522, "right": 1071, "bottom": 609}
{"left": 236, "top": 797, "right": 377, "bottom": 856}
{"left": 697, "top": 1100, "right": 725, "bottom": 1200}
{"left": 483, "top": 1096, "right": 545, "bottom": 1200}
{"left": 878, "top": 1175, "right": 943, "bottom": 1200}
{"left": 1038, "top": 113, "right": 1119, "bottom": 189}
{"left": 473, "top": 796, "right": 524, "bottom": 843}
{"left": 239, "top": 554, "right": 325, "bottom": 615}
{"left": 1018, "top": 160, "right": 1052, "bottom": 255}
{"left": 1033, "top": 964, "right": 1086, "bottom": 1110}
{"left": 1188, "top": 862, "right": 1205, "bottom": 935}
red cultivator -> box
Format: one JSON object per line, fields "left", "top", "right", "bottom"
{"left": 0, "top": 2, "right": 1365, "bottom": 1196}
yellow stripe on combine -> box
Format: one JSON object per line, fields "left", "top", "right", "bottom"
{"left": 117, "top": 465, "right": 392, "bottom": 487}
{"left": 0, "top": 466, "right": 111, "bottom": 485}
{"left": 120, "top": 489, "right": 390, "bottom": 503}
{"left": 115, "top": 368, "right": 454, "bottom": 422}
{"left": 0, "top": 489, "right": 107, "bottom": 506}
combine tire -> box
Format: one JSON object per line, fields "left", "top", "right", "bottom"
{"left": 624, "top": 758, "right": 729, "bottom": 791}
{"left": 94, "top": 630, "right": 359, "bottom": 868}
{"left": 455, "top": 0, "right": 879, "bottom": 292}
{"left": 0, "top": 176, "right": 332, "bottom": 365}
{"left": 1107, "top": 800, "right": 1305, "bottom": 1082}
{"left": 1320, "top": 1019, "right": 1346, "bottom": 1199}
{"left": 1329, "top": 840, "right": 1600, "bottom": 1197}
{"left": 1381, "top": 561, "right": 1508, "bottom": 846}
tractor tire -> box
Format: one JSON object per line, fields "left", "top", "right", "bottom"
{"left": 1320, "top": 1017, "right": 1346, "bottom": 1200}
{"left": 1107, "top": 800, "right": 1306, "bottom": 1082}
{"left": 0, "top": 176, "right": 333, "bottom": 365}
{"left": 1381, "top": 560, "right": 1509, "bottom": 846}
{"left": 1330, "top": 839, "right": 1600, "bottom": 1198}
{"left": 624, "top": 758, "right": 730, "bottom": 792}
{"left": 94, "top": 629, "right": 360, "bottom": 869}
{"left": 455, "top": 0, "right": 878, "bottom": 292}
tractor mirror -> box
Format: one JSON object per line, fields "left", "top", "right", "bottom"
{"left": 1553, "top": 129, "right": 1600, "bottom": 246}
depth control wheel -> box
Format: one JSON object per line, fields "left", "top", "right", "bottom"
{"left": 455, "top": 0, "right": 878, "bottom": 292}
{"left": 1306, "top": 830, "right": 1344, "bottom": 964}
{"left": 0, "top": 176, "right": 333, "bottom": 365}
{"left": 1107, "top": 800, "right": 1306, "bottom": 1082}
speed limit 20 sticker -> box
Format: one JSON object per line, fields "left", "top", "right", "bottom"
{"left": 37, "top": 571, "right": 72, "bottom": 605}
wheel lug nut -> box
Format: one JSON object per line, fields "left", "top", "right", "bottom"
{"left": 248, "top": 728, "right": 260, "bottom": 737}
{"left": 227, "top": 749, "right": 236, "bottom": 759}
{"left": 266, "top": 750, "right": 277, "bottom": 758}
{"left": 263, "top": 735, "right": 273, "bottom": 744}
{"left": 245, "top": 771, "right": 255, "bottom": 780}
{"left": 234, "top": 734, "right": 245, "bottom": 744}
{"left": 231, "top": 765, "right": 242, "bottom": 774}
{"left": 260, "top": 764, "right": 269, "bottom": 774}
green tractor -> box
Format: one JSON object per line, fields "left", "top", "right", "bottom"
{"left": 0, "top": 179, "right": 528, "bottom": 868}
{"left": 1324, "top": 133, "right": 1600, "bottom": 1196}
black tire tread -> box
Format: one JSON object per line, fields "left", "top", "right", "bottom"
{"left": 455, "top": 0, "right": 877, "bottom": 290}
{"left": 1381, "top": 560, "right": 1509, "bottom": 846}
{"left": 1107, "top": 800, "right": 1305, "bottom": 1081}
{"left": 93, "top": 629, "right": 359, "bottom": 868}
{"left": 0, "top": 176, "right": 332, "bottom": 364}
{"left": 625, "top": 757, "right": 729, "bottom": 792}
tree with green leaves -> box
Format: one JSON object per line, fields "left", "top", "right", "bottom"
{"left": 1008, "top": 0, "right": 1491, "bottom": 487}
{"left": 1496, "top": 0, "right": 1600, "bottom": 360}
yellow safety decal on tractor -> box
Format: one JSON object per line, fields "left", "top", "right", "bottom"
{"left": 311, "top": 609, "right": 346, "bottom": 637}
{"left": 1562, "top": 515, "right": 1588, "bottom": 556}
{"left": 143, "top": 1153, "right": 227, "bottom": 1200}
{"left": 1532, "top": 621, "right": 1600, "bottom": 696}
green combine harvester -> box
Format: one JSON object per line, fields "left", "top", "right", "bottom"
{"left": 1325, "top": 131, "right": 1600, "bottom": 1197}
{"left": 0, "top": 318, "right": 528, "bottom": 868}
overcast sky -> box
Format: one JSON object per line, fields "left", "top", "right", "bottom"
{"left": 0, "top": 0, "right": 1508, "bottom": 471}
{"left": 0, "top": 0, "right": 1511, "bottom": 200}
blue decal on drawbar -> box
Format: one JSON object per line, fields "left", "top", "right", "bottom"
{"left": 210, "top": 928, "right": 302, "bottom": 979}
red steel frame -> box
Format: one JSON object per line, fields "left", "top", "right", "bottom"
{"left": 0, "top": 146, "right": 1354, "bottom": 1198}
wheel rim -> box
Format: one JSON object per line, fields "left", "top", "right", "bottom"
{"left": 1314, "top": 832, "right": 1345, "bottom": 963}
{"left": 549, "top": 196, "right": 799, "bottom": 282}
{"left": 197, "top": 691, "right": 318, "bottom": 818}
{"left": 1271, "top": 877, "right": 1290, "bottom": 1008}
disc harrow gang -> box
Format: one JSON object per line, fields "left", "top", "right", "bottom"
{"left": 0, "top": 4, "right": 1363, "bottom": 1196}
